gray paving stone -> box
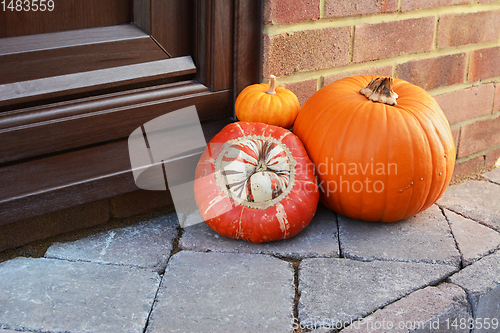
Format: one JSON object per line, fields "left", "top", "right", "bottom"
{"left": 448, "top": 250, "right": 500, "bottom": 316}
{"left": 180, "top": 204, "right": 339, "bottom": 259}
{"left": 340, "top": 283, "right": 472, "bottom": 333}
{"left": 338, "top": 205, "right": 461, "bottom": 266}
{"left": 444, "top": 209, "right": 500, "bottom": 267}
{"left": 146, "top": 251, "right": 294, "bottom": 333}
{"left": 442, "top": 181, "right": 500, "bottom": 212}
{"left": 473, "top": 284, "right": 500, "bottom": 333}
{"left": 438, "top": 181, "right": 500, "bottom": 232}
{"left": 483, "top": 167, "right": 500, "bottom": 185}
{"left": 298, "top": 257, "right": 458, "bottom": 330}
{"left": 0, "top": 257, "right": 160, "bottom": 333}
{"left": 45, "top": 212, "right": 179, "bottom": 272}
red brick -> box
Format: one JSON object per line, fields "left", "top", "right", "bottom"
{"left": 451, "top": 156, "right": 485, "bottom": 182}
{"left": 401, "top": 0, "right": 470, "bottom": 11}
{"left": 433, "top": 84, "right": 495, "bottom": 124}
{"left": 486, "top": 148, "right": 500, "bottom": 168}
{"left": 468, "top": 47, "right": 500, "bottom": 82}
{"left": 494, "top": 83, "right": 500, "bottom": 113}
{"left": 112, "top": 189, "right": 173, "bottom": 219}
{"left": 281, "top": 79, "right": 317, "bottom": 106}
{"left": 396, "top": 53, "right": 467, "bottom": 91}
{"left": 263, "top": 27, "right": 351, "bottom": 77}
{"left": 263, "top": 0, "right": 320, "bottom": 24}
{"left": 438, "top": 11, "right": 500, "bottom": 48}
{"left": 352, "top": 17, "right": 435, "bottom": 63}
{"left": 325, "top": 0, "right": 397, "bottom": 18}
{"left": 0, "top": 200, "right": 110, "bottom": 252}
{"left": 458, "top": 116, "right": 500, "bottom": 157}
{"left": 323, "top": 65, "right": 393, "bottom": 86}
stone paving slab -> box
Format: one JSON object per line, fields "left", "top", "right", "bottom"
{"left": 338, "top": 205, "right": 461, "bottom": 266}
{"left": 180, "top": 204, "right": 339, "bottom": 259}
{"left": 483, "top": 167, "right": 500, "bottom": 185}
{"left": 298, "top": 257, "right": 458, "bottom": 330}
{"left": 0, "top": 257, "right": 160, "bottom": 333}
{"left": 444, "top": 209, "right": 500, "bottom": 267}
{"left": 438, "top": 180, "right": 500, "bottom": 232}
{"left": 340, "top": 283, "right": 472, "bottom": 333}
{"left": 146, "top": 251, "right": 294, "bottom": 333}
{"left": 1, "top": 173, "right": 499, "bottom": 333}
{"left": 473, "top": 284, "right": 500, "bottom": 333}
{"left": 448, "top": 250, "right": 500, "bottom": 316}
{"left": 44, "top": 212, "right": 179, "bottom": 272}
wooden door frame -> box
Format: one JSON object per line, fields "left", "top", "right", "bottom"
{"left": 0, "top": 0, "right": 263, "bottom": 226}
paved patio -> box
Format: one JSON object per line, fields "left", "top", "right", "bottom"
{"left": 1, "top": 168, "right": 500, "bottom": 333}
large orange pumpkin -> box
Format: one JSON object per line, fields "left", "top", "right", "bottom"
{"left": 235, "top": 75, "right": 300, "bottom": 129}
{"left": 293, "top": 75, "right": 455, "bottom": 222}
{"left": 194, "top": 122, "right": 319, "bottom": 243}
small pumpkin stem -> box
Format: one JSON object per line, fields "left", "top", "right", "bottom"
{"left": 266, "top": 75, "right": 277, "bottom": 95}
{"left": 359, "top": 76, "right": 399, "bottom": 106}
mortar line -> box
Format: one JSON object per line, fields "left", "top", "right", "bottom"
{"left": 450, "top": 111, "right": 500, "bottom": 131}
{"left": 340, "top": 268, "right": 460, "bottom": 331}
{"left": 455, "top": 127, "right": 461, "bottom": 159}
{"left": 438, "top": 206, "right": 464, "bottom": 269}
{"left": 433, "top": 13, "right": 439, "bottom": 51}
{"left": 349, "top": 25, "right": 355, "bottom": 64}
{"left": 435, "top": 202, "right": 500, "bottom": 233}
{"left": 490, "top": 79, "right": 497, "bottom": 114}
{"left": 464, "top": 50, "right": 472, "bottom": 83}
{"left": 455, "top": 144, "right": 500, "bottom": 164}
{"left": 319, "top": 0, "right": 326, "bottom": 19}
{"left": 142, "top": 276, "right": 163, "bottom": 333}
{"left": 292, "top": 260, "right": 302, "bottom": 333}
{"left": 336, "top": 213, "right": 344, "bottom": 258}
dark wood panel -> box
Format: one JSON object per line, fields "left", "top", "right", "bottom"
{"left": 0, "top": 0, "right": 263, "bottom": 230}
{"left": 0, "top": 140, "right": 138, "bottom": 226}
{"left": 194, "top": 0, "right": 212, "bottom": 88}
{"left": 133, "top": 0, "right": 151, "bottom": 33}
{"left": 0, "top": 118, "right": 231, "bottom": 226}
{"left": 0, "top": 38, "right": 168, "bottom": 84}
{"left": 0, "top": 81, "right": 205, "bottom": 130}
{"left": 234, "top": 0, "right": 263, "bottom": 97}
{"left": 151, "top": 0, "right": 194, "bottom": 57}
{"left": 212, "top": 0, "right": 234, "bottom": 91}
{"left": 0, "top": 56, "right": 196, "bottom": 108}
{"left": 0, "top": 0, "right": 131, "bottom": 38}
{"left": 0, "top": 84, "right": 232, "bottom": 164}
{"left": 0, "top": 24, "right": 148, "bottom": 56}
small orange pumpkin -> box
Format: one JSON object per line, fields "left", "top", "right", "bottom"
{"left": 235, "top": 75, "right": 300, "bottom": 129}
{"left": 293, "top": 75, "right": 455, "bottom": 222}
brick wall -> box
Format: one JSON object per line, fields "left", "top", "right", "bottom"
{"left": 262, "top": 0, "right": 500, "bottom": 181}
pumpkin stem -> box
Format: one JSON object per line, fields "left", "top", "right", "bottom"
{"left": 359, "top": 76, "right": 398, "bottom": 106}
{"left": 266, "top": 75, "right": 277, "bottom": 95}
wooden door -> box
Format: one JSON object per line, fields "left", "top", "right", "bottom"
{"left": 0, "top": 0, "right": 262, "bottom": 226}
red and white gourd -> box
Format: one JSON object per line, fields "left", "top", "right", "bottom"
{"left": 194, "top": 122, "right": 319, "bottom": 243}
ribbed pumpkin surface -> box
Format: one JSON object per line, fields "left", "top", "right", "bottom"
{"left": 194, "top": 122, "right": 319, "bottom": 243}
{"left": 293, "top": 75, "right": 455, "bottom": 222}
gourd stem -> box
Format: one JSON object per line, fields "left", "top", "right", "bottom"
{"left": 359, "top": 76, "right": 398, "bottom": 106}
{"left": 266, "top": 75, "right": 277, "bottom": 95}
